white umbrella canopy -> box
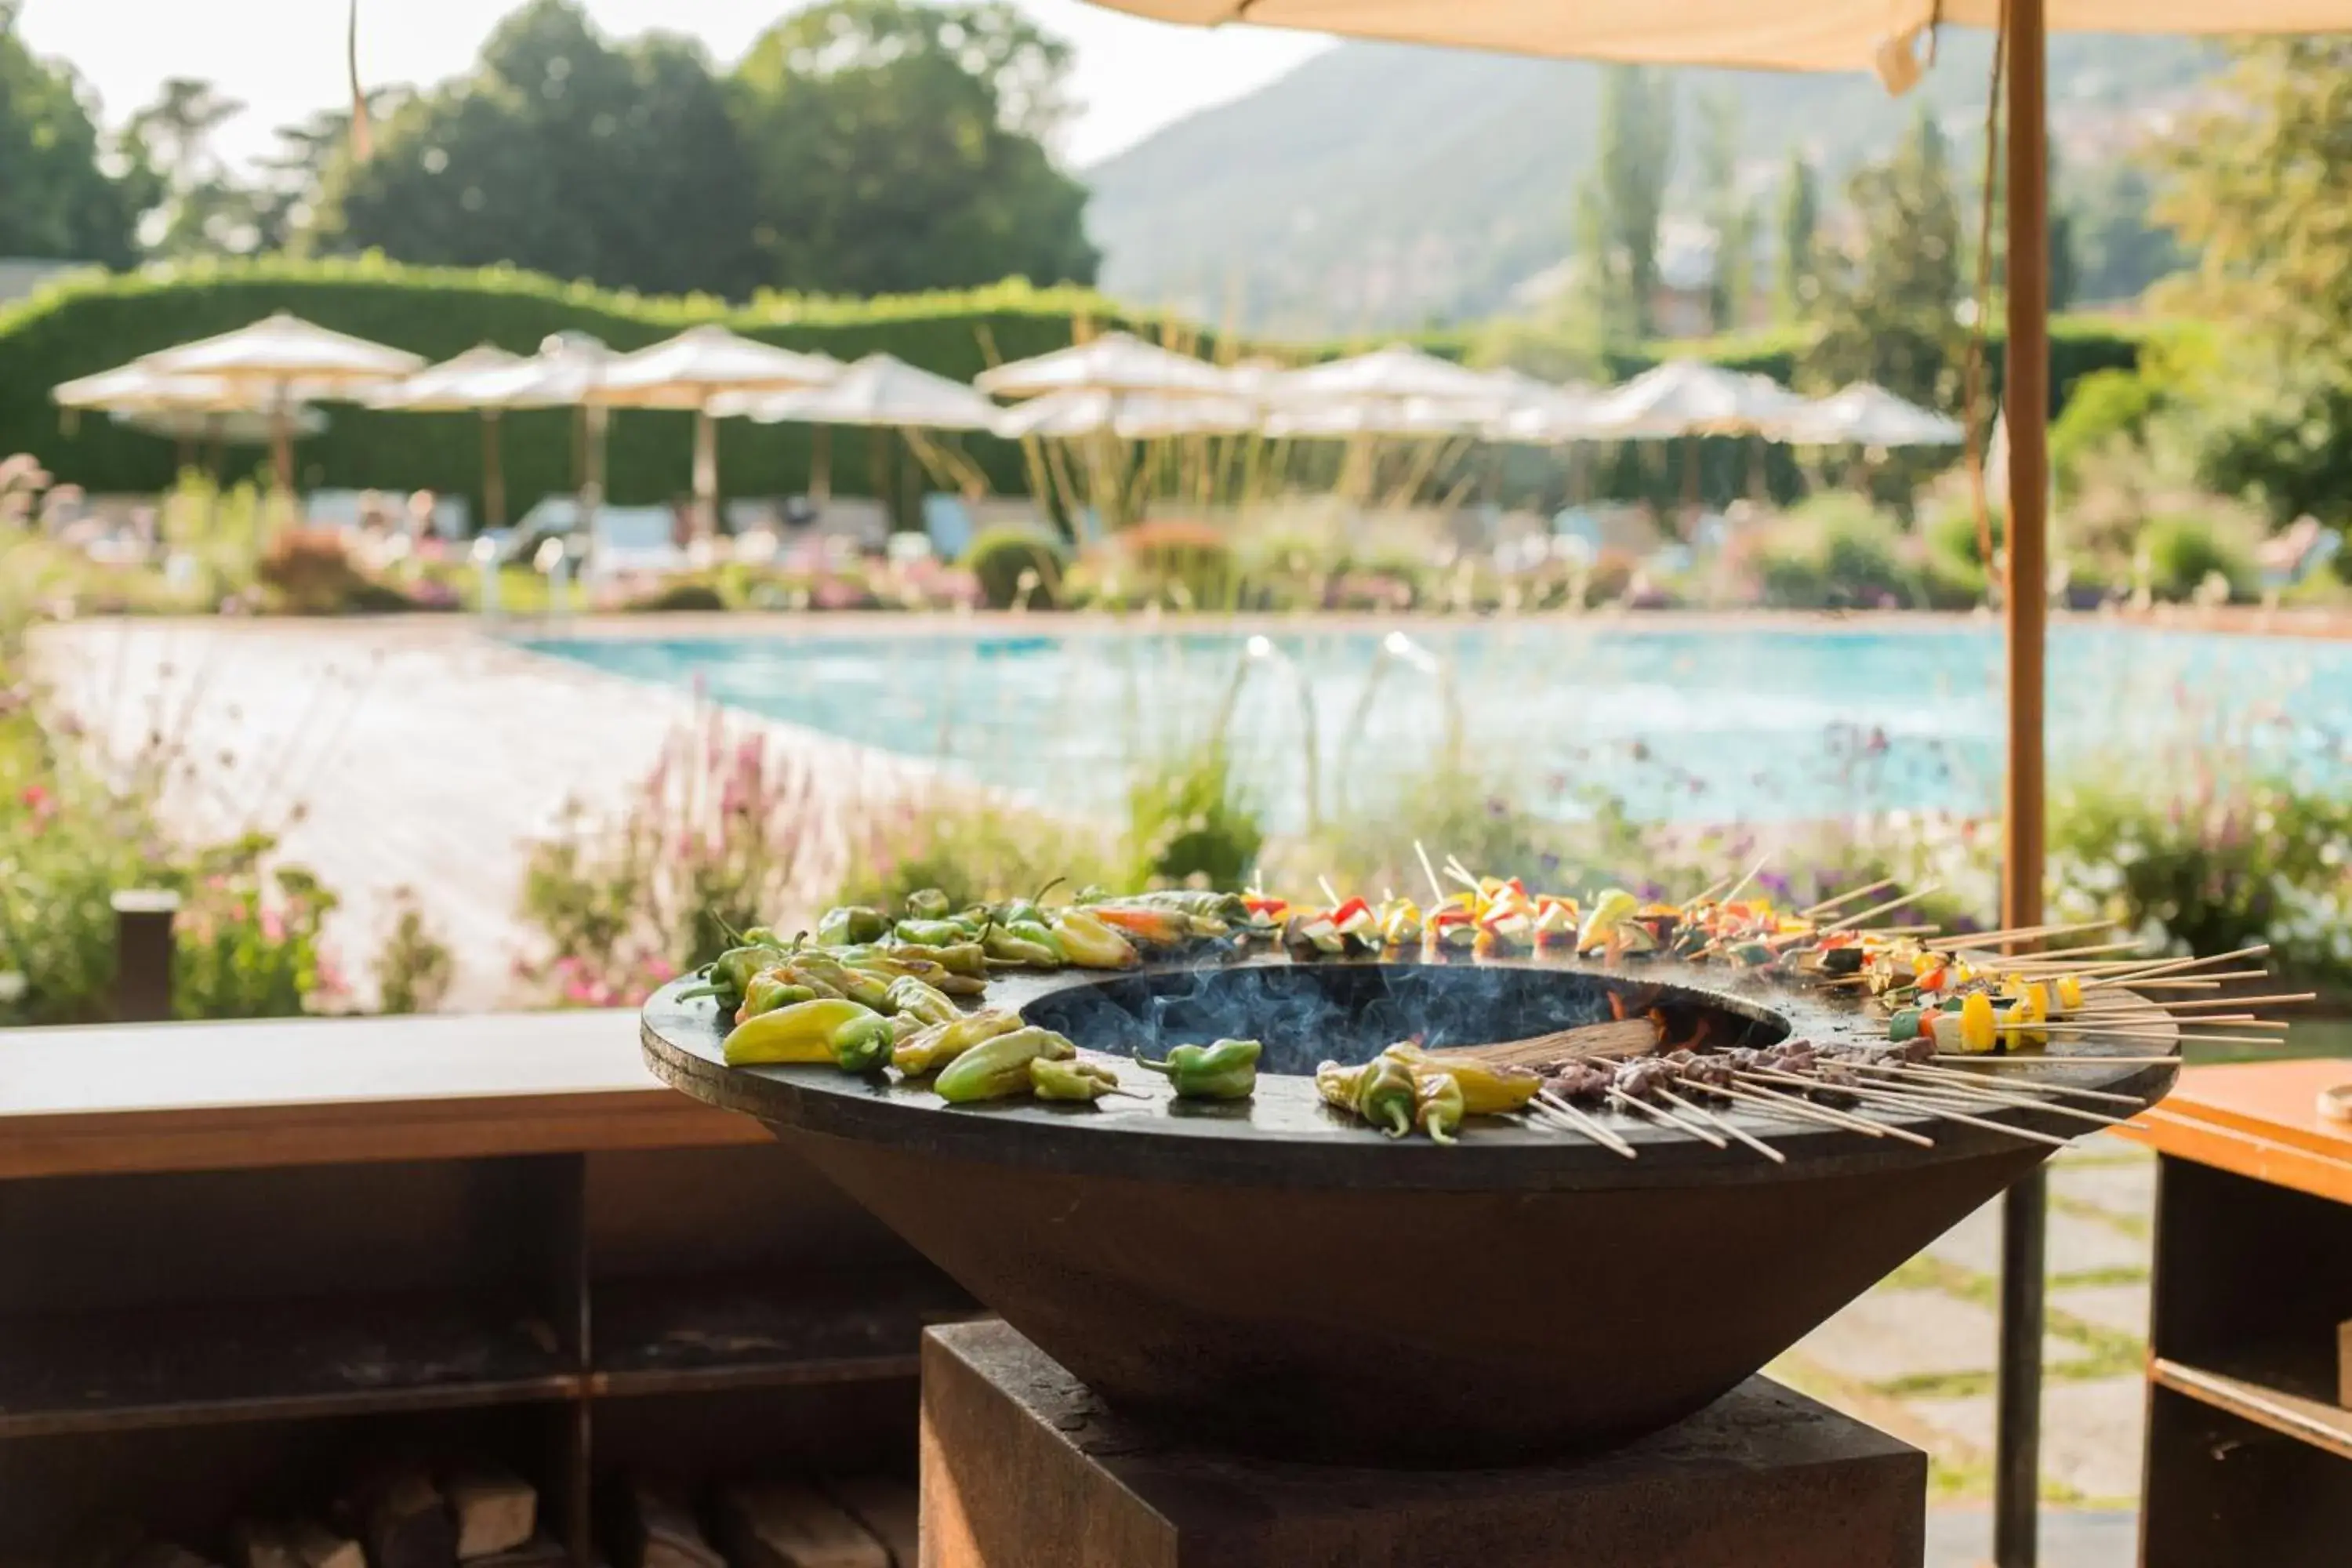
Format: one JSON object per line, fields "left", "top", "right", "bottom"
{"left": 54, "top": 364, "right": 260, "bottom": 413}
{"left": 994, "top": 387, "right": 1261, "bottom": 440}
{"left": 1773, "top": 382, "right": 1967, "bottom": 446}
{"left": 134, "top": 311, "right": 423, "bottom": 392}
{"left": 594, "top": 324, "right": 837, "bottom": 410}
{"left": 1587, "top": 358, "right": 1808, "bottom": 438}
{"left": 1274, "top": 343, "right": 1508, "bottom": 408}
{"left": 364, "top": 343, "right": 527, "bottom": 412}
{"left": 115, "top": 405, "right": 329, "bottom": 444}
{"left": 1481, "top": 371, "right": 1609, "bottom": 443}
{"left": 130, "top": 312, "right": 421, "bottom": 492}
{"left": 713, "top": 353, "right": 1000, "bottom": 430}
{"left": 976, "top": 331, "right": 1234, "bottom": 399}
{"left": 1261, "top": 396, "right": 1493, "bottom": 439}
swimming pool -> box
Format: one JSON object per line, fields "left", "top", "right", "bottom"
{"left": 516, "top": 622, "right": 2352, "bottom": 829}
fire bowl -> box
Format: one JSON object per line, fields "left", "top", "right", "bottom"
{"left": 642, "top": 955, "right": 2175, "bottom": 1465}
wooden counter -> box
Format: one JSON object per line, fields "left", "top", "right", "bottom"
{"left": 0, "top": 1010, "right": 762, "bottom": 1179}
{"left": 2122, "top": 1060, "right": 2352, "bottom": 1566}
{"left": 0, "top": 1011, "right": 958, "bottom": 1560}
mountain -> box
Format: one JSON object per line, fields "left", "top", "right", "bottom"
{"left": 1082, "top": 35, "right": 2220, "bottom": 335}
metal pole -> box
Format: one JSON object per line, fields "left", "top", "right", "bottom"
{"left": 1994, "top": 0, "right": 2050, "bottom": 1563}
{"left": 111, "top": 889, "right": 180, "bottom": 1023}
{"left": 481, "top": 410, "right": 506, "bottom": 530}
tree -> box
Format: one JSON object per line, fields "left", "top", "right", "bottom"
{"left": 314, "top": 0, "right": 764, "bottom": 297}
{"left": 1695, "top": 91, "right": 1753, "bottom": 332}
{"left": 1572, "top": 65, "right": 1675, "bottom": 341}
{"left": 1777, "top": 153, "right": 1820, "bottom": 320}
{"left": 728, "top": 0, "right": 1098, "bottom": 296}
{"left": 123, "top": 77, "right": 256, "bottom": 257}
{"left": 1809, "top": 108, "right": 1962, "bottom": 407}
{"left": 2066, "top": 161, "right": 2182, "bottom": 304}
{"left": 0, "top": 2, "right": 151, "bottom": 266}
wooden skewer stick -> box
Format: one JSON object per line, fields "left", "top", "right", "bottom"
{"left": 1718, "top": 854, "right": 1771, "bottom": 908}
{"left": 2132, "top": 992, "right": 2314, "bottom": 1011}
{"left": 1804, "top": 884, "right": 1943, "bottom": 937}
{"left": 1758, "top": 1074, "right": 2078, "bottom": 1149}
{"left": 1610, "top": 1091, "right": 1730, "bottom": 1149}
{"left": 1706, "top": 1078, "right": 1938, "bottom": 1145}
{"left": 1800, "top": 877, "right": 1899, "bottom": 919}
{"left": 2078, "top": 1013, "right": 2287, "bottom": 1031}
{"left": 2082, "top": 945, "right": 2273, "bottom": 985}
{"left": 1948, "top": 919, "right": 2117, "bottom": 950}
{"left": 2128, "top": 974, "right": 2270, "bottom": 988}
{"left": 1530, "top": 1091, "right": 1638, "bottom": 1158}
{"left": 1968, "top": 939, "right": 2151, "bottom": 965}
{"left": 1657, "top": 1086, "right": 1786, "bottom": 1162}
{"left": 1412, "top": 840, "right": 1447, "bottom": 909}
{"left": 1686, "top": 870, "right": 1737, "bottom": 907}
{"left": 1447, "top": 1016, "right": 1661, "bottom": 1067}
{"left": 1850, "top": 1065, "right": 2135, "bottom": 1129}
{"left": 1932, "top": 1054, "right": 2180, "bottom": 1066}
{"left": 1893, "top": 1063, "right": 2145, "bottom": 1106}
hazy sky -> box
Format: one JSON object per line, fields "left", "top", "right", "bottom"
{"left": 16, "top": 0, "right": 1332, "bottom": 170}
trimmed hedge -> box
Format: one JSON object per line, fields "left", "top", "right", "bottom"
{"left": 0, "top": 256, "right": 1146, "bottom": 523}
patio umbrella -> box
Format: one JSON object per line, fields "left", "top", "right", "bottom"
{"left": 976, "top": 331, "right": 1233, "bottom": 399}
{"left": 114, "top": 405, "right": 330, "bottom": 445}
{"left": 132, "top": 312, "right": 423, "bottom": 494}
{"left": 597, "top": 325, "right": 839, "bottom": 539}
{"left": 994, "top": 388, "right": 1260, "bottom": 440}
{"left": 460, "top": 333, "right": 619, "bottom": 535}
{"left": 54, "top": 362, "right": 329, "bottom": 480}
{"left": 1772, "top": 381, "right": 1968, "bottom": 447}
{"left": 713, "top": 352, "right": 1002, "bottom": 503}
{"left": 1274, "top": 343, "right": 1510, "bottom": 409}
{"left": 1587, "top": 358, "right": 1808, "bottom": 438}
{"left": 366, "top": 343, "right": 526, "bottom": 528}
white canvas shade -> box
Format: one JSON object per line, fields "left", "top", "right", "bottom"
{"left": 976, "top": 331, "right": 1235, "bottom": 399}
{"left": 1586, "top": 359, "right": 1809, "bottom": 438}
{"left": 365, "top": 344, "right": 531, "bottom": 528}
{"left": 1773, "top": 382, "right": 1967, "bottom": 447}
{"left": 993, "top": 388, "right": 1261, "bottom": 440}
{"left": 714, "top": 354, "right": 1000, "bottom": 430}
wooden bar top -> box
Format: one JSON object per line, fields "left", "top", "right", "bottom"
{"left": 2122, "top": 1058, "right": 2352, "bottom": 1206}
{"left": 0, "top": 1011, "right": 761, "bottom": 1179}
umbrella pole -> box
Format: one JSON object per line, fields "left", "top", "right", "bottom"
{"left": 812, "top": 425, "right": 832, "bottom": 503}
{"left": 583, "top": 405, "right": 608, "bottom": 532}
{"left": 1992, "top": 3, "right": 2050, "bottom": 1566}
{"left": 270, "top": 380, "right": 295, "bottom": 508}
{"left": 693, "top": 405, "right": 719, "bottom": 541}
{"left": 482, "top": 412, "right": 506, "bottom": 531}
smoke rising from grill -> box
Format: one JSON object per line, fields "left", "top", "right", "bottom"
{"left": 1021, "top": 960, "right": 1787, "bottom": 1076}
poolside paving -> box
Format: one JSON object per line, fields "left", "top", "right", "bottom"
{"left": 36, "top": 617, "right": 2172, "bottom": 1549}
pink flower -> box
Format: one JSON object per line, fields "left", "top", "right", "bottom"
{"left": 19, "top": 783, "right": 53, "bottom": 822}
{"left": 644, "top": 957, "right": 678, "bottom": 983}
{"left": 261, "top": 909, "right": 286, "bottom": 943}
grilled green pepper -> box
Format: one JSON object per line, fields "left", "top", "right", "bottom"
{"left": 815, "top": 906, "right": 890, "bottom": 947}
{"left": 782, "top": 953, "right": 891, "bottom": 1010}
{"left": 1379, "top": 1044, "right": 1540, "bottom": 1114}
{"left": 827, "top": 1013, "right": 898, "bottom": 1073}
{"left": 1316, "top": 1058, "right": 1416, "bottom": 1137}
{"left": 891, "top": 1008, "right": 1024, "bottom": 1076}
{"left": 1091, "top": 888, "right": 1249, "bottom": 923}
{"left": 699, "top": 944, "right": 788, "bottom": 1010}
{"left": 1050, "top": 909, "right": 1139, "bottom": 970}
{"left": 1138, "top": 1039, "right": 1261, "bottom": 1100}
{"left": 905, "top": 887, "right": 953, "bottom": 921}
{"left": 737, "top": 972, "right": 817, "bottom": 1022}
{"left": 1029, "top": 1056, "right": 1121, "bottom": 1102}
{"left": 934, "top": 1026, "right": 1076, "bottom": 1104}
{"left": 983, "top": 924, "right": 1063, "bottom": 967}
{"left": 914, "top": 940, "right": 989, "bottom": 978}
{"left": 1414, "top": 1072, "right": 1467, "bottom": 1144}
{"left": 722, "top": 998, "right": 884, "bottom": 1067}
{"left": 884, "top": 974, "right": 960, "bottom": 1028}
{"left": 895, "top": 918, "right": 972, "bottom": 949}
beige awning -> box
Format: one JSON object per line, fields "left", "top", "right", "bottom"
{"left": 1085, "top": 1, "right": 2350, "bottom": 72}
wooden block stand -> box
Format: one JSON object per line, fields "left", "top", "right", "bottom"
{"left": 918, "top": 1322, "right": 1926, "bottom": 1568}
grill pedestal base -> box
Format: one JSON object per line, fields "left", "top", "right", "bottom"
{"left": 918, "top": 1319, "right": 1926, "bottom": 1567}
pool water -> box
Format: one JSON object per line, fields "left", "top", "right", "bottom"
{"left": 517, "top": 623, "right": 2352, "bottom": 830}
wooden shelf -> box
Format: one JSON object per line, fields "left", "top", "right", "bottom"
{"left": 589, "top": 1270, "right": 976, "bottom": 1398}
{"left": 2152, "top": 1356, "right": 2352, "bottom": 1465}
{"left": 0, "top": 1293, "right": 579, "bottom": 1440}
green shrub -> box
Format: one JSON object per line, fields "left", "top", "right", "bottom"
{"left": 1125, "top": 742, "right": 1263, "bottom": 891}
{"left": 834, "top": 797, "right": 1120, "bottom": 913}
{"left": 255, "top": 528, "right": 421, "bottom": 614}
{"left": 1751, "top": 500, "right": 1915, "bottom": 610}
{"left": 2142, "top": 514, "right": 2254, "bottom": 602}
{"left": 2050, "top": 367, "right": 2161, "bottom": 485}
{"left": 964, "top": 525, "right": 1066, "bottom": 609}
{"left": 375, "top": 887, "right": 456, "bottom": 1014}
{"left": 1123, "top": 518, "right": 1236, "bottom": 608}
{"left": 625, "top": 578, "right": 728, "bottom": 613}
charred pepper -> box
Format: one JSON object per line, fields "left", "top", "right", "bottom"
{"left": 917, "top": 941, "right": 989, "bottom": 979}
{"left": 1378, "top": 1043, "right": 1541, "bottom": 1114}
{"left": 895, "top": 918, "right": 973, "bottom": 949}
{"left": 826, "top": 1013, "right": 898, "bottom": 1073}
{"left": 736, "top": 972, "right": 817, "bottom": 1023}
{"left": 1049, "top": 909, "right": 1139, "bottom": 970}
{"left": 1138, "top": 1039, "right": 1261, "bottom": 1100}
{"left": 1316, "top": 1057, "right": 1417, "bottom": 1137}
{"left": 904, "top": 887, "right": 953, "bottom": 921}
{"left": 982, "top": 924, "right": 1063, "bottom": 967}
{"left": 883, "top": 974, "right": 960, "bottom": 1029}
{"left": 1414, "top": 1072, "right": 1467, "bottom": 1144}
{"left": 722, "top": 998, "right": 886, "bottom": 1068}
{"left": 696, "top": 943, "right": 789, "bottom": 1011}
{"left": 891, "top": 1008, "right": 1023, "bottom": 1076}
{"left": 1029, "top": 1056, "right": 1122, "bottom": 1102}
{"left": 815, "top": 906, "right": 890, "bottom": 947}
{"left": 934, "top": 1026, "right": 1076, "bottom": 1104}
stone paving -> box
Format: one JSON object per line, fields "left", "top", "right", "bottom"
{"left": 1772, "top": 1133, "right": 2157, "bottom": 1566}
